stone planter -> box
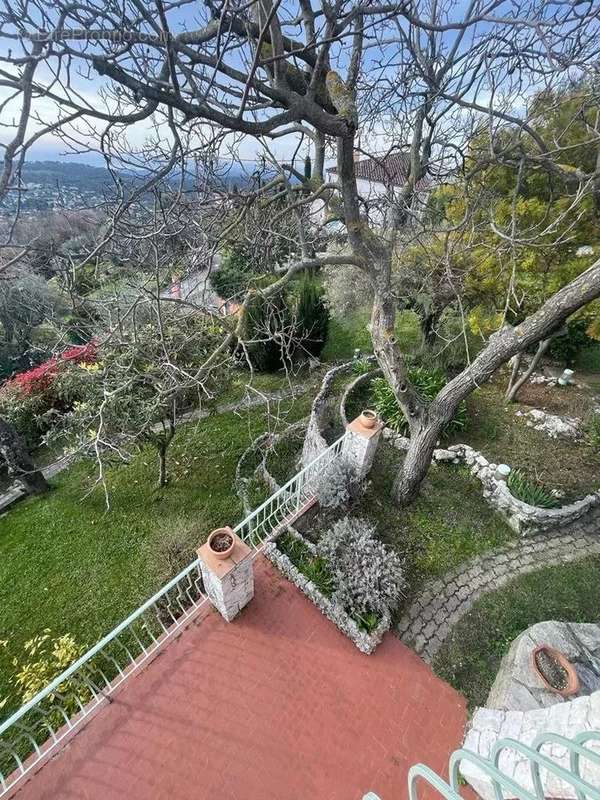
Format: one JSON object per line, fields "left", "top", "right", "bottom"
{"left": 264, "top": 527, "right": 390, "bottom": 654}
{"left": 207, "top": 526, "right": 235, "bottom": 560}
{"left": 532, "top": 644, "right": 580, "bottom": 698}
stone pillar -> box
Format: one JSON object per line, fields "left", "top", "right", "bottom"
{"left": 343, "top": 414, "right": 384, "bottom": 479}
{"left": 197, "top": 532, "right": 254, "bottom": 622}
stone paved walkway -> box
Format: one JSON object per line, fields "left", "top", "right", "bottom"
{"left": 397, "top": 513, "right": 600, "bottom": 664}
{"left": 11, "top": 559, "right": 467, "bottom": 800}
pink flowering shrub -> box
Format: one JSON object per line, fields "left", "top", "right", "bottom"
{"left": 0, "top": 341, "right": 97, "bottom": 445}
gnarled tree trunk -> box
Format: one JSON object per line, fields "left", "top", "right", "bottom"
{"left": 392, "top": 422, "right": 443, "bottom": 505}
{"left": 505, "top": 337, "right": 551, "bottom": 402}
{"left": 0, "top": 416, "right": 49, "bottom": 495}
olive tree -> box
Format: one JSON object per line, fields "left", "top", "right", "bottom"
{"left": 52, "top": 304, "right": 227, "bottom": 496}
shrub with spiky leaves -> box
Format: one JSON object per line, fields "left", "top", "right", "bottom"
{"left": 371, "top": 366, "right": 467, "bottom": 437}
{"left": 506, "top": 469, "right": 561, "bottom": 508}
{"left": 317, "top": 517, "right": 405, "bottom": 619}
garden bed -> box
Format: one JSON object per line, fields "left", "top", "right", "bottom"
{"left": 447, "top": 374, "right": 600, "bottom": 499}
{"left": 264, "top": 527, "right": 390, "bottom": 654}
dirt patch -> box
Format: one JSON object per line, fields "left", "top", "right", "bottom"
{"left": 516, "top": 382, "right": 597, "bottom": 418}
{"left": 448, "top": 374, "right": 600, "bottom": 499}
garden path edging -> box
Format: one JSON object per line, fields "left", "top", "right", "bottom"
{"left": 396, "top": 516, "right": 600, "bottom": 664}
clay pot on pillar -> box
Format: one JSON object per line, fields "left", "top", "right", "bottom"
{"left": 358, "top": 409, "right": 378, "bottom": 429}
{"left": 207, "top": 527, "right": 235, "bottom": 560}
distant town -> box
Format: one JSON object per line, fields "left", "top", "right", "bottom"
{"left": 0, "top": 161, "right": 119, "bottom": 214}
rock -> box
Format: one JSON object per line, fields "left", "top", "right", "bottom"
{"left": 433, "top": 448, "right": 456, "bottom": 462}
{"left": 487, "top": 621, "right": 600, "bottom": 712}
{"left": 520, "top": 408, "right": 580, "bottom": 439}
{"left": 462, "top": 622, "right": 600, "bottom": 799}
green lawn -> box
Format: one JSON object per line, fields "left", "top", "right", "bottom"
{"left": 434, "top": 557, "right": 600, "bottom": 710}
{"left": 360, "top": 445, "right": 515, "bottom": 592}
{"left": 322, "top": 309, "right": 421, "bottom": 362}
{"left": 0, "top": 394, "right": 310, "bottom": 714}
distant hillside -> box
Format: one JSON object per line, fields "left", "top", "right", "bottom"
{"left": 1, "top": 158, "right": 279, "bottom": 215}
{"left": 21, "top": 160, "right": 114, "bottom": 189}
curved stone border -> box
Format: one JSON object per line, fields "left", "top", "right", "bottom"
{"left": 384, "top": 429, "right": 600, "bottom": 535}
{"left": 234, "top": 421, "right": 307, "bottom": 512}
{"left": 396, "top": 517, "right": 600, "bottom": 664}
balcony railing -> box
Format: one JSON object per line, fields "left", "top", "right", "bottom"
{"left": 364, "top": 730, "right": 600, "bottom": 800}
{"left": 0, "top": 431, "right": 349, "bottom": 796}
{"left": 234, "top": 431, "right": 347, "bottom": 546}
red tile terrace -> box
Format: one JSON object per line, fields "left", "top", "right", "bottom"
{"left": 0, "top": 430, "right": 467, "bottom": 800}
{"left": 3, "top": 558, "right": 466, "bottom": 800}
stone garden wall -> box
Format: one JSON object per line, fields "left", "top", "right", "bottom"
{"left": 383, "top": 429, "right": 600, "bottom": 535}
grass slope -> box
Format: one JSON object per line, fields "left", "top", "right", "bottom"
{"left": 0, "top": 396, "right": 310, "bottom": 712}
{"left": 363, "top": 445, "right": 515, "bottom": 592}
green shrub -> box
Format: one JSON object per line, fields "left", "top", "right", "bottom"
{"left": 371, "top": 367, "right": 467, "bottom": 437}
{"left": 242, "top": 291, "right": 293, "bottom": 371}
{"left": 317, "top": 517, "right": 405, "bottom": 620}
{"left": 352, "top": 358, "right": 372, "bottom": 375}
{"left": 0, "top": 631, "right": 86, "bottom": 715}
{"left": 0, "top": 383, "right": 49, "bottom": 448}
{"left": 209, "top": 245, "right": 256, "bottom": 299}
{"left": 295, "top": 276, "right": 329, "bottom": 358}
{"left": 507, "top": 469, "right": 561, "bottom": 508}
{"left": 548, "top": 319, "right": 591, "bottom": 365}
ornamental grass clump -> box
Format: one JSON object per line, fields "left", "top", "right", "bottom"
{"left": 507, "top": 469, "right": 561, "bottom": 508}
{"left": 317, "top": 517, "right": 405, "bottom": 625}
{"left": 371, "top": 366, "right": 467, "bottom": 437}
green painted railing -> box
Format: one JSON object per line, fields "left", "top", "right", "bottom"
{"left": 364, "top": 730, "right": 600, "bottom": 799}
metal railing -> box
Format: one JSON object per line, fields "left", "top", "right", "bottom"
{"left": 0, "top": 432, "right": 349, "bottom": 796}
{"left": 365, "top": 730, "right": 600, "bottom": 800}
{"left": 0, "top": 560, "right": 206, "bottom": 795}
{"left": 234, "top": 432, "right": 348, "bottom": 546}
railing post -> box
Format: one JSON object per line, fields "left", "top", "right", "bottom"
{"left": 343, "top": 414, "right": 383, "bottom": 479}
{"left": 197, "top": 530, "right": 254, "bottom": 622}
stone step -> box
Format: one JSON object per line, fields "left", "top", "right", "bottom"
{"left": 462, "top": 694, "right": 600, "bottom": 799}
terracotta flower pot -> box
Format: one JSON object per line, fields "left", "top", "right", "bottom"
{"left": 532, "top": 644, "right": 580, "bottom": 697}
{"left": 207, "top": 527, "right": 235, "bottom": 560}
{"left": 359, "top": 409, "right": 378, "bottom": 429}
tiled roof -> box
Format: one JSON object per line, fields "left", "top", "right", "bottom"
{"left": 327, "top": 152, "right": 429, "bottom": 190}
